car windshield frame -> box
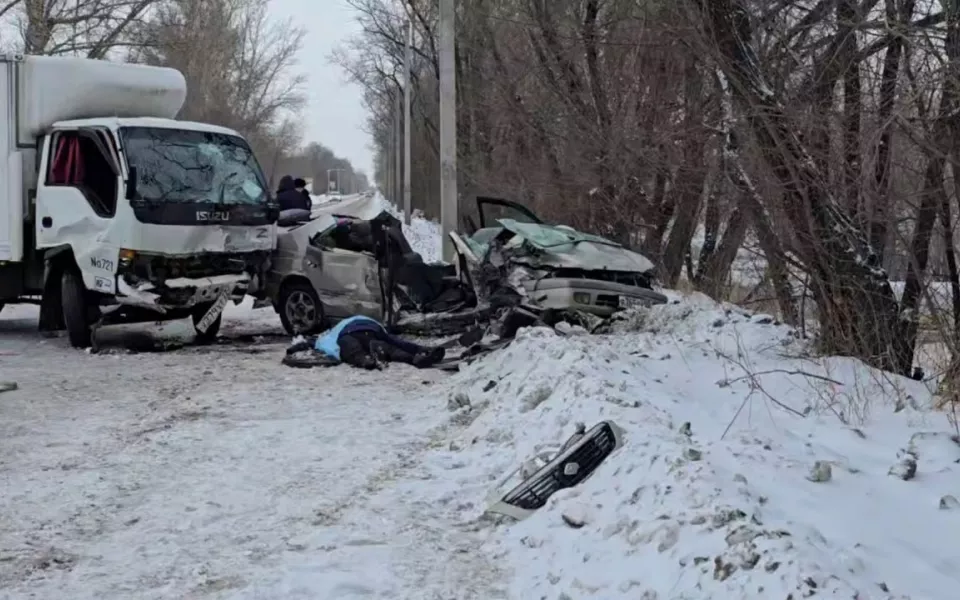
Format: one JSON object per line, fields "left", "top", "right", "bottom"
{"left": 119, "top": 126, "right": 270, "bottom": 206}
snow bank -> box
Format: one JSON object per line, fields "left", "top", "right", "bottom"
{"left": 418, "top": 292, "right": 958, "bottom": 599}
{"left": 375, "top": 192, "right": 442, "bottom": 263}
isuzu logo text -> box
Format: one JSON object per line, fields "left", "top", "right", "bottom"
{"left": 196, "top": 211, "right": 230, "bottom": 221}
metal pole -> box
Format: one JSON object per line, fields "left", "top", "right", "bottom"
{"left": 393, "top": 88, "right": 402, "bottom": 207}
{"left": 439, "top": 0, "right": 458, "bottom": 262}
{"left": 403, "top": 19, "right": 413, "bottom": 225}
{"left": 385, "top": 123, "right": 392, "bottom": 199}
{"left": 388, "top": 112, "right": 395, "bottom": 200}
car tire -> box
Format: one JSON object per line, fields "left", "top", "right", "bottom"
{"left": 191, "top": 303, "right": 223, "bottom": 344}
{"left": 278, "top": 280, "right": 325, "bottom": 336}
{"left": 61, "top": 269, "right": 92, "bottom": 348}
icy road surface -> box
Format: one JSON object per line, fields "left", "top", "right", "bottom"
{"left": 0, "top": 302, "right": 504, "bottom": 599}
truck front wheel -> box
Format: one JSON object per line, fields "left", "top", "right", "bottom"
{"left": 61, "top": 270, "right": 92, "bottom": 348}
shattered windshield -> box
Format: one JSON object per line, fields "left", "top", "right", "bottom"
{"left": 498, "top": 219, "right": 623, "bottom": 250}
{"left": 120, "top": 127, "right": 268, "bottom": 205}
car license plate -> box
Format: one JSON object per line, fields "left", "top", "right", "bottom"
{"left": 196, "top": 292, "right": 230, "bottom": 333}
{"left": 618, "top": 296, "right": 643, "bottom": 310}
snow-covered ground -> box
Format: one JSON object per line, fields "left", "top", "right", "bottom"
{"left": 0, "top": 301, "right": 498, "bottom": 599}
{"left": 376, "top": 194, "right": 442, "bottom": 264}
{"left": 2, "top": 205, "right": 959, "bottom": 599}
{"left": 411, "top": 295, "right": 960, "bottom": 599}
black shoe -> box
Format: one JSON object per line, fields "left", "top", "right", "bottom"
{"left": 413, "top": 346, "right": 445, "bottom": 367}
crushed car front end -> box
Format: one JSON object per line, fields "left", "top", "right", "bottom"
{"left": 523, "top": 275, "right": 667, "bottom": 317}
{"left": 459, "top": 219, "right": 668, "bottom": 319}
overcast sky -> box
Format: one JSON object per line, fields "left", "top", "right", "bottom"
{"left": 0, "top": 1, "right": 372, "bottom": 173}
{"left": 270, "top": 0, "right": 372, "bottom": 175}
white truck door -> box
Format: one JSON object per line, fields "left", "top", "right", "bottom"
{"left": 35, "top": 127, "right": 123, "bottom": 292}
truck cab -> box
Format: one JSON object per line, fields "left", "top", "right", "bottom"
{"left": 0, "top": 54, "right": 278, "bottom": 347}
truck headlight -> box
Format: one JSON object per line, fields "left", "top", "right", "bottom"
{"left": 119, "top": 248, "right": 136, "bottom": 268}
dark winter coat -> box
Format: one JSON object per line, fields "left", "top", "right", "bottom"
{"left": 276, "top": 175, "right": 309, "bottom": 212}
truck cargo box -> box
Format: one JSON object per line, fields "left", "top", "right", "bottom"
{"left": 12, "top": 54, "right": 186, "bottom": 146}
{"left": 0, "top": 55, "right": 187, "bottom": 262}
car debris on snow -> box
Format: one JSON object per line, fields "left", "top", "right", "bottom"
{"left": 483, "top": 421, "right": 624, "bottom": 521}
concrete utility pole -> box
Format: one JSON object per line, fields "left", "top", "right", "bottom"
{"left": 438, "top": 0, "right": 458, "bottom": 262}
{"left": 327, "top": 168, "right": 345, "bottom": 194}
{"left": 386, "top": 106, "right": 393, "bottom": 199}
{"left": 403, "top": 19, "right": 413, "bottom": 225}
{"left": 393, "top": 87, "right": 402, "bottom": 206}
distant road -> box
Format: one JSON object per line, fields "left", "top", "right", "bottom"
{"left": 311, "top": 193, "right": 379, "bottom": 219}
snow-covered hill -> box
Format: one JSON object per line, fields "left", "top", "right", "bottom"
{"left": 295, "top": 292, "right": 958, "bottom": 599}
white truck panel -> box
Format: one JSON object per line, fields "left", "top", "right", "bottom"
{"left": 0, "top": 59, "right": 18, "bottom": 261}
{"left": 16, "top": 55, "right": 186, "bottom": 146}
{"left": 4, "top": 152, "right": 23, "bottom": 261}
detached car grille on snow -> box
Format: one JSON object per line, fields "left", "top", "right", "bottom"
{"left": 501, "top": 421, "right": 622, "bottom": 511}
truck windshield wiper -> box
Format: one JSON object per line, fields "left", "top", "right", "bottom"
{"left": 216, "top": 172, "right": 239, "bottom": 209}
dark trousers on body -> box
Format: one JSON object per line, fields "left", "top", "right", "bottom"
{"left": 339, "top": 330, "right": 420, "bottom": 369}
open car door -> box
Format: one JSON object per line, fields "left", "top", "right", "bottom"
{"left": 476, "top": 196, "right": 544, "bottom": 228}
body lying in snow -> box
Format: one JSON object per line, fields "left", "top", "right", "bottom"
{"left": 313, "top": 316, "right": 445, "bottom": 370}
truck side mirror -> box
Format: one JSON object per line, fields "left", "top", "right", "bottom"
{"left": 125, "top": 166, "right": 138, "bottom": 200}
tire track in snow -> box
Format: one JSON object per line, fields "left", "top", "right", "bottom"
{"left": 0, "top": 314, "right": 464, "bottom": 599}
{"left": 247, "top": 403, "right": 510, "bottom": 599}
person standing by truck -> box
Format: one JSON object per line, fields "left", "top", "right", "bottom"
{"left": 276, "top": 174, "right": 310, "bottom": 211}
{"left": 294, "top": 177, "right": 313, "bottom": 210}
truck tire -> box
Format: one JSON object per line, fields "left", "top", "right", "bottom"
{"left": 278, "top": 280, "right": 325, "bottom": 336}
{"left": 191, "top": 303, "right": 223, "bottom": 344}
{"left": 61, "top": 270, "right": 92, "bottom": 348}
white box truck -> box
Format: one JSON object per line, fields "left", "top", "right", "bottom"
{"left": 0, "top": 54, "right": 279, "bottom": 347}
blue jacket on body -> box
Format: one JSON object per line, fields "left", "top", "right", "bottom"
{"left": 313, "top": 315, "right": 419, "bottom": 361}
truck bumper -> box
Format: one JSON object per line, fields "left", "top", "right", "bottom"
{"left": 116, "top": 273, "right": 250, "bottom": 313}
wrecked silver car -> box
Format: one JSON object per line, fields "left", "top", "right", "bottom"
{"left": 265, "top": 210, "right": 478, "bottom": 335}
{"left": 265, "top": 197, "right": 666, "bottom": 336}
{"left": 451, "top": 197, "right": 667, "bottom": 319}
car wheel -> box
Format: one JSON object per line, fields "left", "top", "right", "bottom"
{"left": 191, "top": 303, "right": 223, "bottom": 344}
{"left": 61, "top": 269, "right": 92, "bottom": 348}
{"left": 279, "top": 281, "right": 325, "bottom": 336}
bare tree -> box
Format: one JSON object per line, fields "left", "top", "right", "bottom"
{"left": 0, "top": 0, "right": 160, "bottom": 56}
{"left": 130, "top": 0, "right": 306, "bottom": 171}
{"left": 334, "top": 0, "right": 960, "bottom": 374}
